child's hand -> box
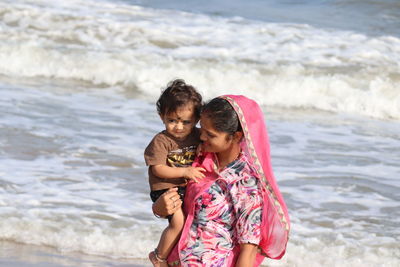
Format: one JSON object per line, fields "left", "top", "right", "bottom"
{"left": 183, "top": 166, "right": 206, "bottom": 183}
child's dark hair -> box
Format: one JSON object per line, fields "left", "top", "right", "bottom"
{"left": 202, "top": 97, "right": 242, "bottom": 135}
{"left": 157, "top": 79, "right": 203, "bottom": 118}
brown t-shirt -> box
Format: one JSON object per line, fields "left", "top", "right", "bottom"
{"left": 144, "top": 128, "right": 201, "bottom": 191}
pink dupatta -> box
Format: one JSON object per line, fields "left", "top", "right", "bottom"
{"left": 168, "top": 95, "right": 290, "bottom": 266}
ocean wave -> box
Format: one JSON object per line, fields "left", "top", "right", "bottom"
{"left": 0, "top": 216, "right": 398, "bottom": 266}
{"left": 0, "top": 0, "right": 399, "bottom": 120}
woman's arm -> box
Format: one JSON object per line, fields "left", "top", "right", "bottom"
{"left": 230, "top": 174, "right": 263, "bottom": 266}
{"left": 235, "top": 243, "right": 258, "bottom": 267}
{"left": 152, "top": 187, "right": 182, "bottom": 217}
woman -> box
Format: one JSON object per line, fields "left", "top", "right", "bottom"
{"left": 152, "top": 95, "right": 290, "bottom": 266}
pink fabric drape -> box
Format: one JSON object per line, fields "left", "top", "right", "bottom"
{"left": 168, "top": 95, "right": 290, "bottom": 266}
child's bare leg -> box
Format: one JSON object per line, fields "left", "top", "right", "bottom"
{"left": 149, "top": 207, "right": 185, "bottom": 267}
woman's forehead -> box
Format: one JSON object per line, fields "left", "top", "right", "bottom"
{"left": 200, "top": 115, "right": 217, "bottom": 131}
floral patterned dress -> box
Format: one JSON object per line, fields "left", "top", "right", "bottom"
{"left": 180, "top": 153, "right": 263, "bottom": 266}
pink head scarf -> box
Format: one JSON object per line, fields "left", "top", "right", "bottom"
{"left": 223, "top": 95, "right": 290, "bottom": 260}
{"left": 168, "top": 95, "right": 290, "bottom": 266}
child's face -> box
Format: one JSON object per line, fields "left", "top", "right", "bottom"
{"left": 160, "top": 104, "right": 197, "bottom": 140}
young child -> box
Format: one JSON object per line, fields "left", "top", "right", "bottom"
{"left": 144, "top": 79, "right": 206, "bottom": 267}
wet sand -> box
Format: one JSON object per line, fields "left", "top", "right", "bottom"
{"left": 0, "top": 241, "right": 151, "bottom": 267}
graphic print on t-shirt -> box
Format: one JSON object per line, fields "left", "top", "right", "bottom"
{"left": 167, "top": 145, "right": 197, "bottom": 167}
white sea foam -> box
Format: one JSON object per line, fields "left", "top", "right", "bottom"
{"left": 0, "top": 0, "right": 399, "bottom": 119}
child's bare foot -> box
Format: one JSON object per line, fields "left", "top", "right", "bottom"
{"left": 149, "top": 250, "right": 168, "bottom": 267}
{"left": 149, "top": 251, "right": 160, "bottom": 267}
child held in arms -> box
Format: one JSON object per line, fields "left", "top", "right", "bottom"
{"left": 144, "top": 79, "right": 205, "bottom": 267}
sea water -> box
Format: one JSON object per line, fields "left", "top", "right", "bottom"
{"left": 0, "top": 0, "right": 399, "bottom": 266}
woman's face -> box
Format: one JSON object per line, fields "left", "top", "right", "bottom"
{"left": 199, "top": 114, "right": 234, "bottom": 153}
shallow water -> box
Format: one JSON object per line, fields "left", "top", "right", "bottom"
{"left": 123, "top": 0, "right": 400, "bottom": 37}
{"left": 0, "top": 78, "right": 399, "bottom": 266}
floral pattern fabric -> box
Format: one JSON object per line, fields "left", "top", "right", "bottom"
{"left": 180, "top": 153, "right": 263, "bottom": 266}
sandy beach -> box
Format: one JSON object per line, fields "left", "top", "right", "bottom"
{"left": 0, "top": 241, "right": 150, "bottom": 267}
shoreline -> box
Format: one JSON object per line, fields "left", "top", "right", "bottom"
{"left": 0, "top": 240, "right": 151, "bottom": 267}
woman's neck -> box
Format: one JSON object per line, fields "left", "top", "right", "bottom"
{"left": 216, "top": 143, "right": 241, "bottom": 170}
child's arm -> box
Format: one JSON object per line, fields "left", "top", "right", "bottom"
{"left": 152, "top": 165, "right": 205, "bottom": 183}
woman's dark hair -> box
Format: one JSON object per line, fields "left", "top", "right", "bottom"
{"left": 157, "top": 79, "right": 203, "bottom": 119}
{"left": 202, "top": 97, "right": 242, "bottom": 135}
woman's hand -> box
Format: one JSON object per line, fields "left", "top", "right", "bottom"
{"left": 152, "top": 187, "right": 182, "bottom": 217}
